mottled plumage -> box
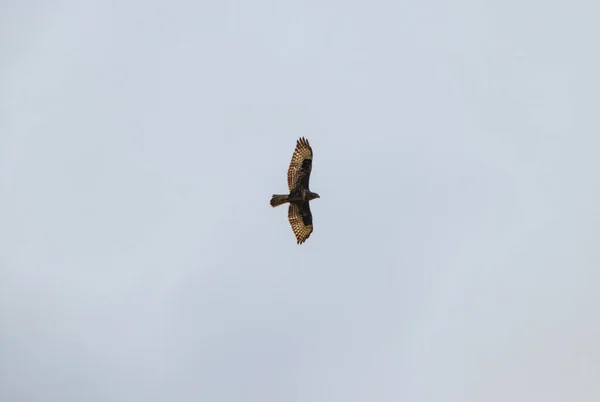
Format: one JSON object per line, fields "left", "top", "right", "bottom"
{"left": 270, "top": 137, "right": 320, "bottom": 244}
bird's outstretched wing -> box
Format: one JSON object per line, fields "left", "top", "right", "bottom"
{"left": 287, "top": 137, "right": 313, "bottom": 191}
{"left": 288, "top": 202, "right": 313, "bottom": 244}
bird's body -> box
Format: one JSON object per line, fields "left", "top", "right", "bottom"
{"left": 270, "top": 137, "right": 320, "bottom": 244}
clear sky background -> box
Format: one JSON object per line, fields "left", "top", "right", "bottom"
{"left": 1, "top": 1, "right": 599, "bottom": 401}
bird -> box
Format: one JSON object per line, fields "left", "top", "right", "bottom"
{"left": 270, "top": 137, "right": 320, "bottom": 244}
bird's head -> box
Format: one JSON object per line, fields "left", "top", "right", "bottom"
{"left": 309, "top": 192, "right": 320, "bottom": 200}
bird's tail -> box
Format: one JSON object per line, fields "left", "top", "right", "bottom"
{"left": 270, "top": 194, "right": 289, "bottom": 207}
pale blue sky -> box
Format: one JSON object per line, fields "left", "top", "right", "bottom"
{"left": 1, "top": 1, "right": 599, "bottom": 401}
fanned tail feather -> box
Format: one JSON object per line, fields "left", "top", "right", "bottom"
{"left": 270, "top": 194, "right": 289, "bottom": 207}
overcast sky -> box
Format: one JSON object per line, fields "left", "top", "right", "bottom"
{"left": 1, "top": 1, "right": 599, "bottom": 401}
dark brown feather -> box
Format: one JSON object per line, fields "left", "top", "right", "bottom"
{"left": 287, "top": 137, "right": 313, "bottom": 191}
{"left": 288, "top": 202, "right": 313, "bottom": 244}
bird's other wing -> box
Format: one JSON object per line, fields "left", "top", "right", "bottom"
{"left": 288, "top": 202, "right": 313, "bottom": 244}
{"left": 287, "top": 137, "right": 313, "bottom": 191}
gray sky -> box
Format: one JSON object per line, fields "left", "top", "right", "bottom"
{"left": 1, "top": 1, "right": 599, "bottom": 401}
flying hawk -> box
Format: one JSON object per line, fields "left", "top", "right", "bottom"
{"left": 270, "top": 137, "right": 320, "bottom": 244}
